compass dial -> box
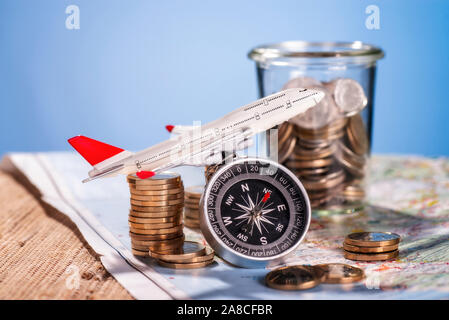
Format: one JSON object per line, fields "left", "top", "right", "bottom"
{"left": 200, "top": 158, "right": 311, "bottom": 268}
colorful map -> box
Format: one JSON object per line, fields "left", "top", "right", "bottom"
{"left": 6, "top": 153, "right": 449, "bottom": 299}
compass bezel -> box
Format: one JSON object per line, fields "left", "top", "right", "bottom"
{"left": 199, "top": 157, "right": 311, "bottom": 268}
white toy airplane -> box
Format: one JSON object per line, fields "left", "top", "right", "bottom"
{"left": 68, "top": 88, "right": 324, "bottom": 182}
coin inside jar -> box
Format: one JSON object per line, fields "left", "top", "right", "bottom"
{"left": 346, "top": 114, "right": 369, "bottom": 155}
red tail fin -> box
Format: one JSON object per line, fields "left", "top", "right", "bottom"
{"left": 68, "top": 135, "right": 124, "bottom": 166}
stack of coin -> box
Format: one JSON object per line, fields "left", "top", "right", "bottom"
{"left": 127, "top": 172, "right": 185, "bottom": 257}
{"left": 343, "top": 232, "right": 400, "bottom": 261}
{"left": 150, "top": 241, "right": 215, "bottom": 269}
{"left": 184, "top": 185, "right": 204, "bottom": 229}
{"left": 204, "top": 164, "right": 220, "bottom": 184}
{"left": 278, "top": 76, "right": 369, "bottom": 211}
{"left": 265, "top": 263, "right": 364, "bottom": 291}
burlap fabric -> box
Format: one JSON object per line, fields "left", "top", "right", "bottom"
{"left": 0, "top": 159, "right": 133, "bottom": 300}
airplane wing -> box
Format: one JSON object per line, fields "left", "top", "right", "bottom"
{"left": 153, "top": 127, "right": 253, "bottom": 171}
{"left": 165, "top": 124, "right": 197, "bottom": 136}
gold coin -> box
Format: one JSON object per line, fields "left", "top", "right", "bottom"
{"left": 130, "top": 231, "right": 183, "bottom": 241}
{"left": 128, "top": 221, "right": 182, "bottom": 229}
{"left": 129, "top": 183, "right": 183, "bottom": 191}
{"left": 156, "top": 259, "right": 214, "bottom": 269}
{"left": 130, "top": 210, "right": 182, "bottom": 218}
{"left": 128, "top": 215, "right": 181, "bottom": 224}
{"left": 149, "top": 241, "right": 206, "bottom": 260}
{"left": 279, "top": 136, "right": 297, "bottom": 164}
{"left": 129, "top": 225, "right": 183, "bottom": 235}
{"left": 131, "top": 235, "right": 184, "bottom": 247}
{"left": 297, "top": 138, "right": 332, "bottom": 150}
{"left": 127, "top": 172, "right": 181, "bottom": 185}
{"left": 185, "top": 206, "right": 200, "bottom": 211}
{"left": 278, "top": 122, "right": 294, "bottom": 146}
{"left": 345, "top": 232, "right": 401, "bottom": 247}
{"left": 301, "top": 169, "right": 345, "bottom": 191}
{"left": 344, "top": 250, "right": 399, "bottom": 261}
{"left": 131, "top": 204, "right": 183, "bottom": 213}
{"left": 129, "top": 188, "right": 184, "bottom": 196}
{"left": 130, "top": 198, "right": 184, "bottom": 207}
{"left": 343, "top": 243, "right": 399, "bottom": 253}
{"left": 184, "top": 185, "right": 204, "bottom": 198}
{"left": 338, "top": 141, "right": 366, "bottom": 167}
{"left": 286, "top": 157, "right": 333, "bottom": 169}
{"left": 130, "top": 193, "right": 184, "bottom": 201}
{"left": 184, "top": 216, "right": 200, "bottom": 223}
{"left": 265, "top": 265, "right": 322, "bottom": 290}
{"left": 184, "top": 220, "right": 200, "bottom": 229}
{"left": 157, "top": 247, "right": 215, "bottom": 264}
{"left": 184, "top": 197, "right": 200, "bottom": 205}
{"left": 295, "top": 167, "right": 330, "bottom": 177}
{"left": 293, "top": 144, "right": 335, "bottom": 161}
{"left": 334, "top": 152, "right": 365, "bottom": 177}
{"left": 134, "top": 246, "right": 182, "bottom": 254}
{"left": 131, "top": 248, "right": 149, "bottom": 257}
{"left": 346, "top": 114, "right": 369, "bottom": 155}
{"left": 315, "top": 263, "right": 365, "bottom": 284}
{"left": 342, "top": 184, "right": 365, "bottom": 197}
{"left": 184, "top": 211, "right": 200, "bottom": 219}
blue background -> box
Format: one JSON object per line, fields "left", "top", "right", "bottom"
{"left": 1, "top": 0, "right": 448, "bottom": 156}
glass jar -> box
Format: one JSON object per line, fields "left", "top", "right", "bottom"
{"left": 248, "top": 41, "right": 384, "bottom": 216}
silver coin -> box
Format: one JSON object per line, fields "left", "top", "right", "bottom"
{"left": 289, "top": 86, "right": 338, "bottom": 129}
{"left": 327, "top": 78, "right": 367, "bottom": 117}
{"left": 282, "top": 76, "right": 322, "bottom": 90}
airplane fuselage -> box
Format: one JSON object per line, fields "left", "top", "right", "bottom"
{"left": 87, "top": 88, "right": 323, "bottom": 179}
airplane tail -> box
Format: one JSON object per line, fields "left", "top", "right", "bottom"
{"left": 68, "top": 135, "right": 131, "bottom": 169}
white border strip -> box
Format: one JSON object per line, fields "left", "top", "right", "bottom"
{"left": 7, "top": 153, "right": 189, "bottom": 300}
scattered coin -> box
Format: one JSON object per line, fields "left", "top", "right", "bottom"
{"left": 129, "top": 231, "right": 184, "bottom": 241}
{"left": 265, "top": 265, "right": 323, "bottom": 291}
{"left": 344, "top": 250, "right": 399, "bottom": 261}
{"left": 315, "top": 263, "right": 365, "bottom": 284}
{"left": 151, "top": 241, "right": 215, "bottom": 269}
{"left": 156, "top": 259, "right": 214, "bottom": 269}
{"left": 345, "top": 232, "right": 401, "bottom": 247}
{"left": 343, "top": 243, "right": 398, "bottom": 253}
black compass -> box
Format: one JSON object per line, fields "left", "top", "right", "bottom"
{"left": 199, "top": 158, "right": 311, "bottom": 268}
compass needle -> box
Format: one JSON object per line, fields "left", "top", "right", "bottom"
{"left": 259, "top": 216, "right": 275, "bottom": 226}
{"left": 235, "top": 202, "right": 251, "bottom": 212}
{"left": 247, "top": 194, "right": 256, "bottom": 210}
{"left": 240, "top": 195, "right": 250, "bottom": 207}
{"left": 261, "top": 208, "right": 275, "bottom": 215}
